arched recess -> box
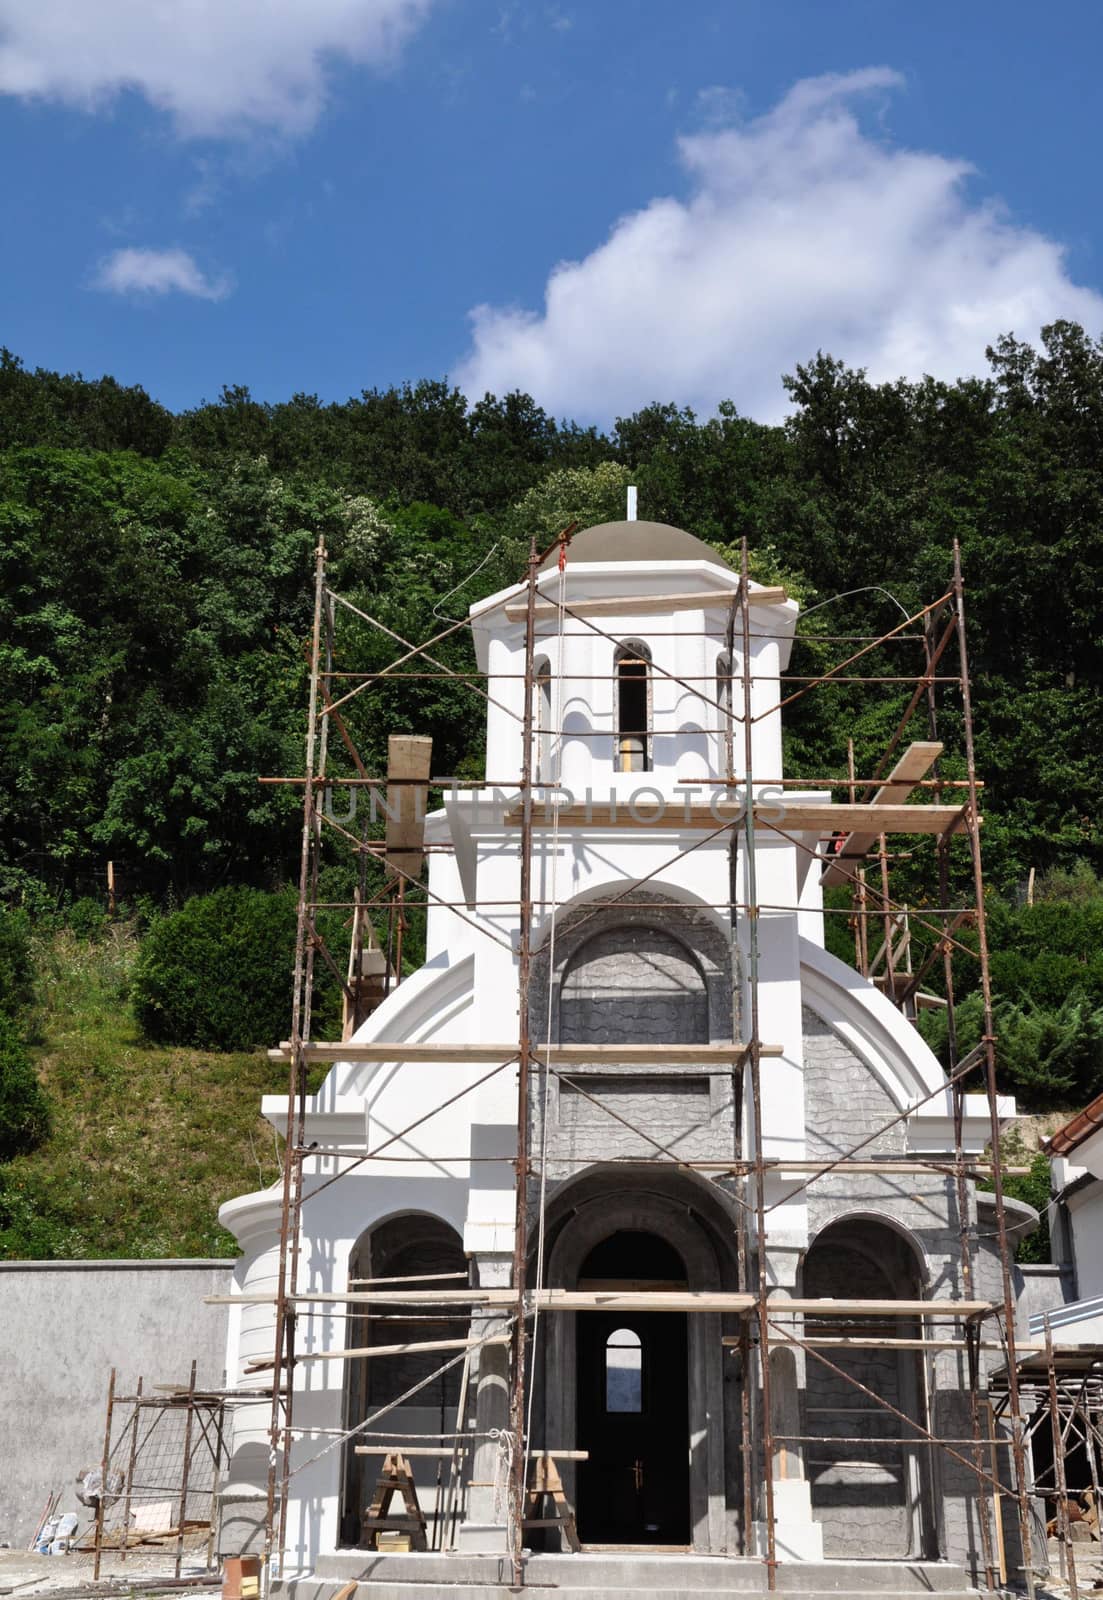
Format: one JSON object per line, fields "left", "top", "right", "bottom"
{"left": 530, "top": 888, "right": 734, "bottom": 1047}
{"left": 531, "top": 1165, "right": 744, "bottom": 1554}
{"left": 528, "top": 889, "right": 736, "bottom": 1181}
{"left": 340, "top": 1213, "right": 467, "bottom": 1546}
{"left": 559, "top": 924, "right": 709, "bottom": 1046}
{"left": 801, "top": 1216, "right": 935, "bottom": 1560}
{"left": 715, "top": 649, "right": 734, "bottom": 777}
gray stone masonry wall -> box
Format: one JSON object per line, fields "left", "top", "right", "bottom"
{"left": 803, "top": 1231, "right": 912, "bottom": 1557}
{"left": 801, "top": 1007, "right": 993, "bottom": 1574}
{"left": 520, "top": 903, "right": 1012, "bottom": 1576}
{"left": 0, "top": 1260, "right": 231, "bottom": 1547}
{"left": 530, "top": 897, "right": 736, "bottom": 1183}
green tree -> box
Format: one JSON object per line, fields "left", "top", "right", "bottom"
{"left": 132, "top": 886, "right": 340, "bottom": 1050}
{"left": 0, "top": 1016, "right": 50, "bottom": 1160}
{"left": 0, "top": 911, "right": 33, "bottom": 1021}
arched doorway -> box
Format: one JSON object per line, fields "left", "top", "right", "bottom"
{"left": 575, "top": 1232, "right": 690, "bottom": 1545}
{"left": 340, "top": 1214, "right": 467, "bottom": 1546}
{"left": 535, "top": 1171, "right": 743, "bottom": 1553}
{"left": 802, "top": 1216, "right": 933, "bottom": 1559}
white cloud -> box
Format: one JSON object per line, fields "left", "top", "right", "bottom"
{"left": 457, "top": 69, "right": 1103, "bottom": 423}
{"left": 0, "top": 0, "right": 433, "bottom": 138}
{"left": 92, "top": 247, "right": 233, "bottom": 302}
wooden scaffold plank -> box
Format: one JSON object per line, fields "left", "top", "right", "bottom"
{"left": 507, "top": 800, "right": 970, "bottom": 834}
{"left": 821, "top": 741, "right": 946, "bottom": 886}
{"left": 208, "top": 1287, "right": 995, "bottom": 1317}
{"left": 267, "top": 1040, "right": 783, "bottom": 1064}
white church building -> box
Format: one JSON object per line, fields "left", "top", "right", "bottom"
{"left": 218, "top": 520, "right": 1024, "bottom": 1591}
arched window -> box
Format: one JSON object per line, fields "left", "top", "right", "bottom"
{"left": 605, "top": 1327, "right": 642, "bottom": 1412}
{"left": 534, "top": 656, "right": 552, "bottom": 783}
{"left": 614, "top": 640, "right": 651, "bottom": 772}
{"left": 716, "top": 651, "right": 733, "bottom": 776}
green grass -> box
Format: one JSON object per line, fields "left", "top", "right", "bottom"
{"left": 0, "top": 928, "right": 295, "bottom": 1258}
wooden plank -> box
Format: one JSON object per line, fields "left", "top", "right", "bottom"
{"left": 502, "top": 587, "right": 788, "bottom": 622}
{"left": 821, "top": 741, "right": 944, "bottom": 886}
{"left": 725, "top": 1335, "right": 1044, "bottom": 1354}
{"left": 749, "top": 1160, "right": 1031, "bottom": 1176}
{"left": 207, "top": 1288, "right": 994, "bottom": 1318}
{"left": 210, "top": 1288, "right": 757, "bottom": 1310}
{"left": 267, "top": 1040, "right": 781, "bottom": 1064}
{"left": 769, "top": 1299, "right": 992, "bottom": 1318}
{"left": 506, "top": 801, "right": 969, "bottom": 835}
{"left": 298, "top": 1334, "right": 510, "bottom": 1363}
{"left": 384, "top": 734, "right": 432, "bottom": 881}
{"left": 354, "top": 1446, "right": 589, "bottom": 1459}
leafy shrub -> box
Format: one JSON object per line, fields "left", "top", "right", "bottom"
{"left": 977, "top": 1130, "right": 1052, "bottom": 1264}
{"left": 1033, "top": 862, "right": 1103, "bottom": 905}
{"left": 67, "top": 896, "right": 108, "bottom": 941}
{"left": 0, "top": 1015, "right": 50, "bottom": 1160}
{"left": 919, "top": 991, "right": 1103, "bottom": 1111}
{"left": 0, "top": 1164, "right": 82, "bottom": 1258}
{"left": 132, "top": 886, "right": 338, "bottom": 1050}
{"left": 0, "top": 910, "right": 33, "bottom": 1021}
{"left": 1002, "top": 1149, "right": 1053, "bottom": 1265}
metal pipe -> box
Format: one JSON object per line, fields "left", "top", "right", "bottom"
{"left": 263, "top": 535, "right": 328, "bottom": 1587}
{"left": 1045, "top": 1316, "right": 1080, "bottom": 1599}
{"left": 175, "top": 1361, "right": 198, "bottom": 1581}
{"left": 952, "top": 539, "right": 1037, "bottom": 1598}
{"left": 93, "top": 1366, "right": 116, "bottom": 1581}
{"left": 508, "top": 533, "right": 541, "bottom": 1583}
{"left": 120, "top": 1375, "right": 142, "bottom": 1568}
{"left": 739, "top": 537, "right": 777, "bottom": 1589}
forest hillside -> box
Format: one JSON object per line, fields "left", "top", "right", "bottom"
{"left": 1, "top": 322, "right": 1101, "bottom": 1256}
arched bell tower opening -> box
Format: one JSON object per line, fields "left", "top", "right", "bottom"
{"left": 613, "top": 639, "right": 652, "bottom": 772}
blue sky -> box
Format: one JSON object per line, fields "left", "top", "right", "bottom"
{"left": 2, "top": 0, "right": 1102, "bottom": 423}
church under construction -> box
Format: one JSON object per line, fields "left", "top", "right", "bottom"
{"left": 212, "top": 516, "right": 1050, "bottom": 1600}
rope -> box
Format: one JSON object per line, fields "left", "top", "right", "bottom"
{"left": 491, "top": 1426, "right": 516, "bottom": 1526}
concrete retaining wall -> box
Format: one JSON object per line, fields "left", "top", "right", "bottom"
{"left": 0, "top": 1259, "right": 232, "bottom": 1547}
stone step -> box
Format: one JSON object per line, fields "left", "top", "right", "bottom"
{"left": 282, "top": 1585, "right": 995, "bottom": 1600}
{"left": 294, "top": 1553, "right": 992, "bottom": 1598}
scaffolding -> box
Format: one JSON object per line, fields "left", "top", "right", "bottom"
{"left": 221, "top": 524, "right": 1094, "bottom": 1597}
{"left": 86, "top": 1366, "right": 231, "bottom": 1582}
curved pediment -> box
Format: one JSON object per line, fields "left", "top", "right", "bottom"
{"left": 799, "top": 937, "right": 949, "bottom": 1113}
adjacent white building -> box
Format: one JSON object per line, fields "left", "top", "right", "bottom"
{"left": 1044, "top": 1094, "right": 1103, "bottom": 1343}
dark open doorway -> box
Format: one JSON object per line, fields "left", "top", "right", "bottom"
{"left": 575, "top": 1232, "right": 691, "bottom": 1546}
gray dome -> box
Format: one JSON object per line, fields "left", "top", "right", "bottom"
{"left": 539, "top": 519, "right": 732, "bottom": 571}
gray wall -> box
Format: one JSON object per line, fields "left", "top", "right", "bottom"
{"left": 802, "top": 1006, "right": 982, "bottom": 1571}
{"left": 0, "top": 1259, "right": 231, "bottom": 1547}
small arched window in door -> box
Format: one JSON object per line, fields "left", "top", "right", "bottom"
{"left": 615, "top": 641, "right": 651, "bottom": 772}
{"left": 605, "top": 1327, "right": 643, "bottom": 1412}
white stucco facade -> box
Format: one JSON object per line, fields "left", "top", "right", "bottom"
{"left": 219, "top": 522, "right": 1012, "bottom": 1577}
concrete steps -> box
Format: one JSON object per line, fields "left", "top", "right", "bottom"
{"left": 280, "top": 1551, "right": 997, "bottom": 1600}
